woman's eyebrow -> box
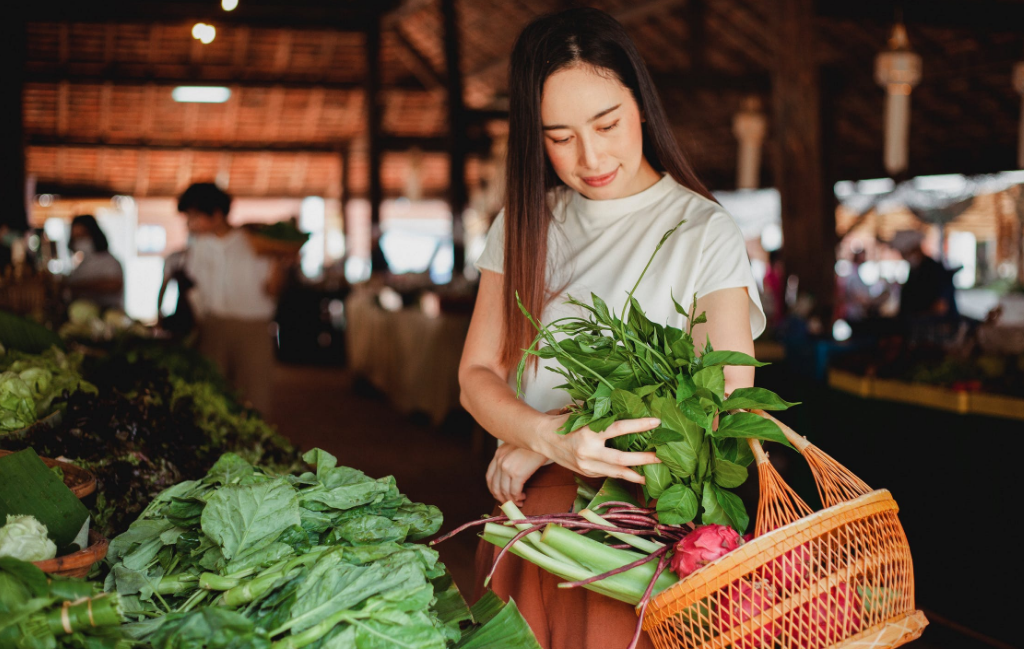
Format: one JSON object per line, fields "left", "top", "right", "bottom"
{"left": 542, "top": 104, "right": 622, "bottom": 131}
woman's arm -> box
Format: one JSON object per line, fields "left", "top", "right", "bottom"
{"left": 690, "top": 287, "right": 757, "bottom": 395}
{"left": 459, "top": 270, "right": 661, "bottom": 478}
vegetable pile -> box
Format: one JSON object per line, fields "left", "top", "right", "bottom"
{"left": 106, "top": 449, "right": 537, "bottom": 649}
{"left": 515, "top": 221, "right": 797, "bottom": 531}
{"left": 0, "top": 348, "right": 96, "bottom": 432}
{"left": 250, "top": 221, "right": 310, "bottom": 244}
{"left": 0, "top": 557, "right": 130, "bottom": 649}
{"left": 1, "top": 344, "right": 301, "bottom": 537}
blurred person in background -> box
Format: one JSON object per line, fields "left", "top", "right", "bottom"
{"left": 761, "top": 248, "right": 786, "bottom": 328}
{"left": 177, "top": 183, "right": 290, "bottom": 413}
{"left": 66, "top": 214, "right": 124, "bottom": 309}
{"left": 891, "top": 230, "right": 958, "bottom": 321}
{"left": 841, "top": 248, "right": 890, "bottom": 324}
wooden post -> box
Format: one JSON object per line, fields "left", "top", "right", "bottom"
{"left": 442, "top": 0, "right": 467, "bottom": 279}
{"left": 1, "top": 19, "right": 27, "bottom": 231}
{"left": 770, "top": 0, "right": 835, "bottom": 320}
{"left": 340, "top": 146, "right": 351, "bottom": 264}
{"left": 365, "top": 14, "right": 387, "bottom": 274}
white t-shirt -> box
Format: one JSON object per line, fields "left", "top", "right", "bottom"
{"left": 185, "top": 230, "right": 276, "bottom": 321}
{"left": 475, "top": 174, "right": 766, "bottom": 414}
{"left": 68, "top": 251, "right": 125, "bottom": 309}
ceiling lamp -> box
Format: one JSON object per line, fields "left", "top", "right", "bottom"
{"left": 222, "top": 0, "right": 238, "bottom": 10}
{"left": 192, "top": 22, "right": 216, "bottom": 44}
{"left": 172, "top": 86, "right": 232, "bottom": 103}
{"left": 875, "top": 22, "right": 922, "bottom": 176}
{"left": 1014, "top": 62, "right": 1024, "bottom": 169}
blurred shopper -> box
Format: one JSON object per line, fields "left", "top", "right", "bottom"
{"left": 761, "top": 249, "right": 786, "bottom": 328}
{"left": 177, "top": 183, "right": 289, "bottom": 413}
{"left": 841, "top": 249, "right": 889, "bottom": 323}
{"left": 891, "top": 230, "right": 958, "bottom": 320}
{"left": 66, "top": 214, "right": 124, "bottom": 309}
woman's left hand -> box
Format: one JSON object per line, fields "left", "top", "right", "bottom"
{"left": 486, "top": 444, "right": 549, "bottom": 507}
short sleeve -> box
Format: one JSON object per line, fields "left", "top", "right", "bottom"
{"left": 474, "top": 210, "right": 506, "bottom": 274}
{"left": 696, "top": 211, "right": 767, "bottom": 339}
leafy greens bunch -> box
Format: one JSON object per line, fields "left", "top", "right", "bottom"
{"left": 0, "top": 348, "right": 96, "bottom": 432}
{"left": 0, "top": 557, "right": 129, "bottom": 649}
{"left": 105, "top": 449, "right": 537, "bottom": 649}
{"left": 516, "top": 221, "right": 798, "bottom": 533}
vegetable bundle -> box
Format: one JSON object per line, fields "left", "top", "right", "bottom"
{"left": 105, "top": 449, "right": 539, "bottom": 649}
{"left": 0, "top": 348, "right": 96, "bottom": 432}
{"left": 0, "top": 557, "right": 129, "bottom": 649}
{"left": 516, "top": 220, "right": 798, "bottom": 532}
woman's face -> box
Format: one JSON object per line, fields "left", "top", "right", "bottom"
{"left": 540, "top": 65, "right": 659, "bottom": 200}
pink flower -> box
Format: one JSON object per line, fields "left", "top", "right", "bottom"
{"left": 720, "top": 579, "right": 782, "bottom": 649}
{"left": 670, "top": 524, "right": 744, "bottom": 578}
{"left": 784, "top": 582, "right": 863, "bottom": 648}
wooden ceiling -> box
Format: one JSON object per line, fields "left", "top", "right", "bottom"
{"left": 21, "top": 0, "right": 1024, "bottom": 200}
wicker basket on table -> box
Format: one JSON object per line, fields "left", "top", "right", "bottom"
{"left": 643, "top": 411, "right": 928, "bottom": 649}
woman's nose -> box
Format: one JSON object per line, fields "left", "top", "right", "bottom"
{"left": 577, "top": 136, "right": 602, "bottom": 170}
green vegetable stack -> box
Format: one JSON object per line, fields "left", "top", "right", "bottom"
{"left": 516, "top": 221, "right": 798, "bottom": 532}
{"left": 252, "top": 220, "right": 310, "bottom": 244}
{"left": 106, "top": 449, "right": 539, "bottom": 649}
{"left": 0, "top": 348, "right": 96, "bottom": 432}
{"left": 0, "top": 557, "right": 129, "bottom": 649}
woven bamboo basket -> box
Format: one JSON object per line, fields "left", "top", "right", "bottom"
{"left": 33, "top": 530, "right": 109, "bottom": 578}
{"left": 0, "top": 448, "right": 96, "bottom": 499}
{"left": 643, "top": 411, "right": 928, "bottom": 649}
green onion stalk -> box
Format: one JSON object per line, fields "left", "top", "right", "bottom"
{"left": 432, "top": 500, "right": 692, "bottom": 649}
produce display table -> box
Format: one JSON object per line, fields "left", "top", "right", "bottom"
{"left": 827, "top": 368, "right": 1024, "bottom": 420}
{"left": 345, "top": 288, "right": 471, "bottom": 426}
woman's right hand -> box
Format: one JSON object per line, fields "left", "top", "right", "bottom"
{"left": 540, "top": 415, "right": 663, "bottom": 485}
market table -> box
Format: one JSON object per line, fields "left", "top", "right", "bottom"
{"left": 345, "top": 288, "right": 471, "bottom": 426}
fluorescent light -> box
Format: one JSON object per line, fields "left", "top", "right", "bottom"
{"left": 172, "top": 86, "right": 231, "bottom": 103}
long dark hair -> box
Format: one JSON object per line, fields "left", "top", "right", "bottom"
{"left": 499, "top": 7, "right": 714, "bottom": 370}
{"left": 71, "top": 214, "right": 110, "bottom": 253}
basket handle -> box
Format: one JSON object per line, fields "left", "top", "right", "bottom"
{"left": 750, "top": 409, "right": 874, "bottom": 509}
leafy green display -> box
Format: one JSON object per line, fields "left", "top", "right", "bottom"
{"left": 0, "top": 343, "right": 301, "bottom": 537}
{"left": 106, "top": 449, "right": 536, "bottom": 649}
{"left": 0, "top": 348, "right": 96, "bottom": 432}
{"left": 515, "top": 221, "right": 799, "bottom": 532}
{"left": 251, "top": 221, "right": 310, "bottom": 244}
{"left": 0, "top": 557, "right": 130, "bottom": 649}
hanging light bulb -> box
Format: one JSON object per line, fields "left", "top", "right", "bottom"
{"left": 222, "top": 0, "right": 239, "bottom": 10}
{"left": 875, "top": 22, "right": 922, "bottom": 176}
{"left": 1013, "top": 62, "right": 1024, "bottom": 169}
{"left": 731, "top": 95, "right": 767, "bottom": 190}
{"left": 191, "top": 23, "right": 216, "bottom": 44}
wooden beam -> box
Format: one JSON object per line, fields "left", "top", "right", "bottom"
{"left": 816, "top": 0, "right": 1024, "bottom": 33}
{"left": 26, "top": 134, "right": 492, "bottom": 154}
{"left": 25, "top": 68, "right": 423, "bottom": 92}
{"left": 98, "top": 82, "right": 113, "bottom": 138}
{"left": 1, "top": 18, "right": 27, "bottom": 228}
{"left": 392, "top": 25, "right": 444, "bottom": 89}
{"left": 468, "top": 0, "right": 686, "bottom": 80}
{"left": 771, "top": 0, "right": 835, "bottom": 318}
{"left": 23, "top": 0, "right": 403, "bottom": 31}
{"left": 366, "top": 13, "right": 387, "bottom": 272}
{"left": 443, "top": 0, "right": 467, "bottom": 276}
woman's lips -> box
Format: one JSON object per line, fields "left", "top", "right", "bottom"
{"left": 580, "top": 168, "right": 618, "bottom": 187}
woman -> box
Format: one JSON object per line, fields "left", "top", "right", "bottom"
{"left": 66, "top": 214, "right": 124, "bottom": 310}
{"left": 458, "top": 8, "right": 765, "bottom": 649}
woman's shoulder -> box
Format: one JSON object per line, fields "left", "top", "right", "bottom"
{"left": 654, "top": 180, "right": 734, "bottom": 233}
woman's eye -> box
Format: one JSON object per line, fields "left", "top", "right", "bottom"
{"left": 599, "top": 122, "right": 619, "bottom": 133}
{"left": 551, "top": 137, "right": 571, "bottom": 145}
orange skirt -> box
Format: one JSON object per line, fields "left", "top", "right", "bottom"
{"left": 472, "top": 464, "right": 655, "bottom": 649}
